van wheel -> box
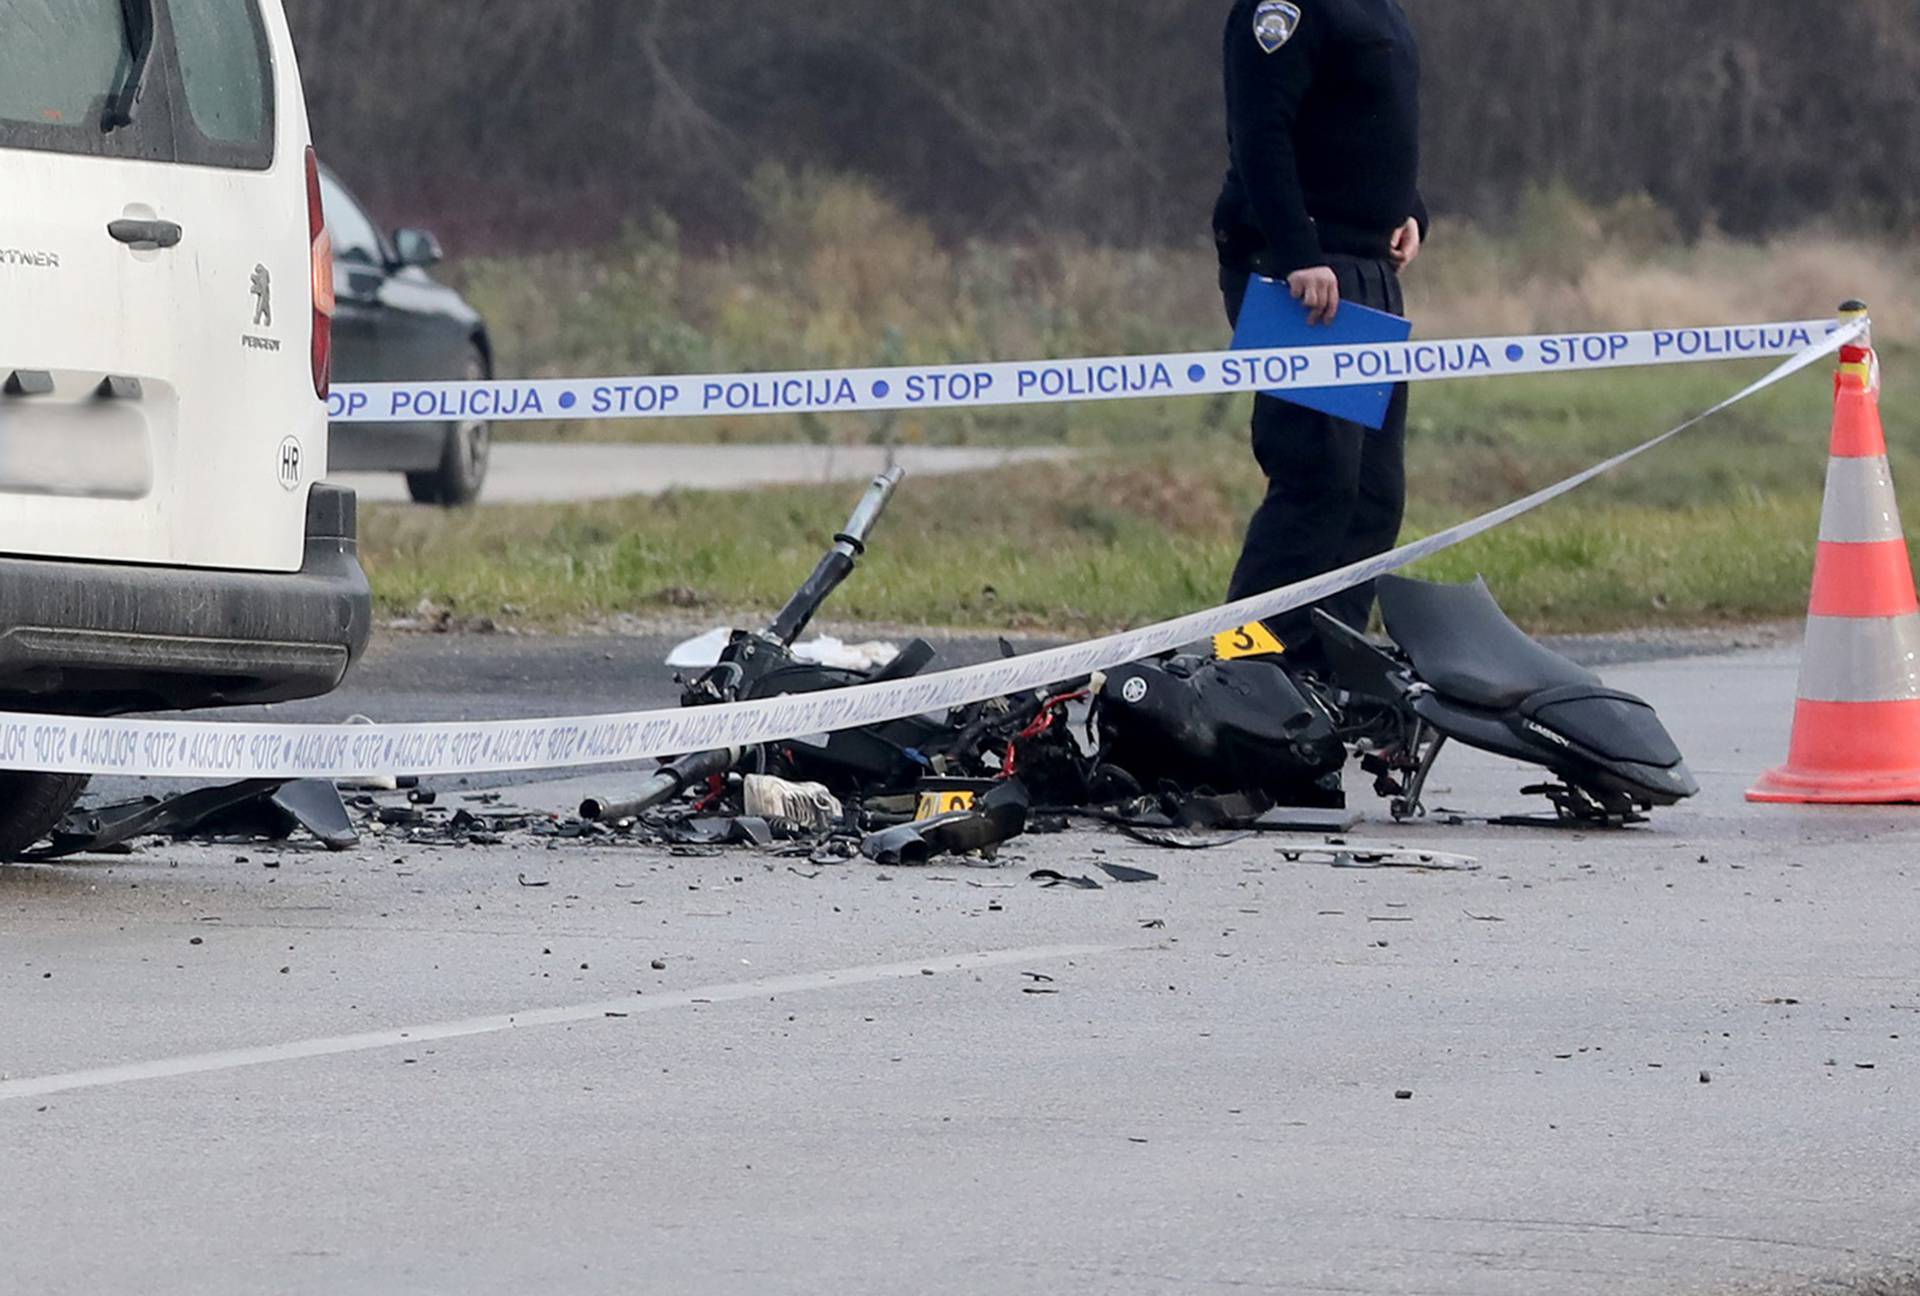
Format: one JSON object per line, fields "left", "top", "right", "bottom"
{"left": 407, "top": 348, "right": 491, "bottom": 507}
{"left": 0, "top": 773, "right": 89, "bottom": 861}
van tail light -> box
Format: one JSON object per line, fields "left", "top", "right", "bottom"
{"left": 307, "top": 146, "right": 334, "bottom": 399}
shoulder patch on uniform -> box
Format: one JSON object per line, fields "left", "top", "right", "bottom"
{"left": 1252, "top": 0, "right": 1302, "bottom": 54}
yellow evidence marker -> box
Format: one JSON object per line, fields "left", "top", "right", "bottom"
{"left": 1214, "top": 622, "right": 1287, "bottom": 661}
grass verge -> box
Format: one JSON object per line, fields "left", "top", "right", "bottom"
{"left": 360, "top": 357, "right": 1920, "bottom": 635}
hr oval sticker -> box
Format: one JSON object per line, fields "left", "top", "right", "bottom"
{"left": 277, "top": 437, "right": 304, "bottom": 491}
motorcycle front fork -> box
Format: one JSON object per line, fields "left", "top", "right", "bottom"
{"left": 1360, "top": 716, "right": 1448, "bottom": 822}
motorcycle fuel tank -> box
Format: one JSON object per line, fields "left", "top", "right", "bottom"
{"left": 1097, "top": 656, "right": 1346, "bottom": 805}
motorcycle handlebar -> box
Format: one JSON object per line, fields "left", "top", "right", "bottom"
{"left": 839, "top": 467, "right": 905, "bottom": 550}
{"left": 766, "top": 467, "right": 906, "bottom": 647}
{"left": 580, "top": 746, "right": 743, "bottom": 822}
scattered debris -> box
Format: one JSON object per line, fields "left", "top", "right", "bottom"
{"left": 35, "top": 779, "right": 359, "bottom": 859}
{"left": 271, "top": 781, "right": 359, "bottom": 849}
{"left": 1278, "top": 846, "right": 1480, "bottom": 872}
{"left": 861, "top": 781, "right": 1030, "bottom": 866}
{"left": 663, "top": 626, "right": 734, "bottom": 670}
{"left": 1119, "top": 826, "right": 1254, "bottom": 851}
{"left": 668, "top": 627, "right": 902, "bottom": 673}
{"left": 1030, "top": 869, "right": 1102, "bottom": 891}
{"left": 743, "top": 776, "right": 842, "bottom": 832}
{"left": 1095, "top": 862, "right": 1160, "bottom": 884}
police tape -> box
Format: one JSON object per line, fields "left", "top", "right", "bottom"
{"left": 0, "top": 318, "right": 1864, "bottom": 782}
{"left": 329, "top": 317, "right": 1840, "bottom": 425}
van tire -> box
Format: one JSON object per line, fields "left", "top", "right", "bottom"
{"left": 0, "top": 773, "right": 89, "bottom": 861}
{"left": 407, "top": 347, "right": 491, "bottom": 508}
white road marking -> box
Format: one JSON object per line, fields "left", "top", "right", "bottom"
{"left": 0, "top": 944, "right": 1118, "bottom": 1104}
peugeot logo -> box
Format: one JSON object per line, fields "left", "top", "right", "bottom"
{"left": 250, "top": 264, "right": 272, "bottom": 328}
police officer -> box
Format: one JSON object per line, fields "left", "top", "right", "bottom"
{"left": 1214, "top": 0, "right": 1428, "bottom": 675}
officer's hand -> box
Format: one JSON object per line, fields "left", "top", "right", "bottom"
{"left": 1288, "top": 266, "right": 1341, "bottom": 325}
{"left": 1389, "top": 217, "right": 1423, "bottom": 270}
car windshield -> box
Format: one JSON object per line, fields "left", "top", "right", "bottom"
{"left": 0, "top": 0, "right": 133, "bottom": 131}
{"left": 319, "top": 171, "right": 387, "bottom": 267}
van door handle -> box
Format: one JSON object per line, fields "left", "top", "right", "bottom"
{"left": 108, "top": 218, "right": 184, "bottom": 249}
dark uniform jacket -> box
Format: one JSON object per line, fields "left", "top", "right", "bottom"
{"left": 1213, "top": 0, "right": 1429, "bottom": 277}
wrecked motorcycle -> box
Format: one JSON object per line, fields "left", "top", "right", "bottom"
{"left": 584, "top": 466, "right": 1696, "bottom": 833}
{"left": 1313, "top": 575, "right": 1700, "bottom": 825}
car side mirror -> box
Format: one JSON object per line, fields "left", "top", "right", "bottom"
{"left": 392, "top": 228, "right": 444, "bottom": 270}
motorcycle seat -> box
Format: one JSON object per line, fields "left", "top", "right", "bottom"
{"left": 1378, "top": 575, "right": 1599, "bottom": 712}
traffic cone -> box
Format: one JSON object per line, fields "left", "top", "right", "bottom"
{"left": 1750, "top": 303, "right": 1920, "bottom": 804}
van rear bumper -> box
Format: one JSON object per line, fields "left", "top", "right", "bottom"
{"left": 0, "top": 485, "right": 372, "bottom": 715}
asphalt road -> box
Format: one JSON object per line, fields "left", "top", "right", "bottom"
{"left": 332, "top": 443, "right": 1071, "bottom": 505}
{"left": 5, "top": 636, "right": 1920, "bottom": 1296}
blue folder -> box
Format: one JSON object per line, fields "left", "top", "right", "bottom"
{"left": 1230, "top": 274, "right": 1413, "bottom": 431}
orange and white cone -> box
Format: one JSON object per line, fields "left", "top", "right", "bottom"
{"left": 1750, "top": 304, "right": 1920, "bottom": 804}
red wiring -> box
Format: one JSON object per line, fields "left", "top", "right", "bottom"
{"left": 1002, "top": 690, "right": 1089, "bottom": 778}
{"left": 693, "top": 773, "right": 729, "bottom": 813}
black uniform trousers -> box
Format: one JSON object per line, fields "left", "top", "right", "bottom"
{"left": 1222, "top": 253, "right": 1407, "bottom": 674}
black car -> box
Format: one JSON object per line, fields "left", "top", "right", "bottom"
{"left": 320, "top": 165, "right": 493, "bottom": 505}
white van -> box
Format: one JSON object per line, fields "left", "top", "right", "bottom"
{"left": 0, "top": 0, "right": 370, "bottom": 853}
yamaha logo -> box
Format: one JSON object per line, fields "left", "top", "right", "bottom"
{"left": 1121, "top": 676, "right": 1149, "bottom": 705}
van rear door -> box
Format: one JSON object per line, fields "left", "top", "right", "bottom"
{"left": 0, "top": 0, "right": 319, "bottom": 573}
